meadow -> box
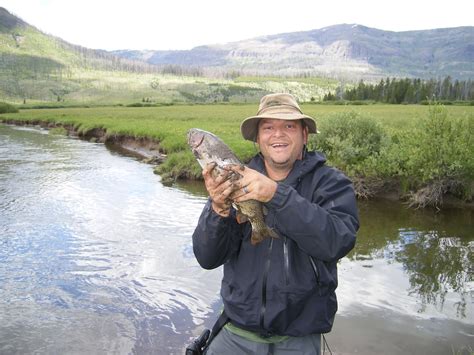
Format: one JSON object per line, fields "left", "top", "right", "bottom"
{"left": 1, "top": 103, "right": 473, "bottom": 207}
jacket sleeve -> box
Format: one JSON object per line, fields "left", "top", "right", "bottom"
{"left": 264, "top": 167, "right": 359, "bottom": 262}
{"left": 192, "top": 199, "right": 243, "bottom": 270}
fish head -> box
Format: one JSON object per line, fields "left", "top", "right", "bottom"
{"left": 187, "top": 128, "right": 205, "bottom": 149}
{"left": 187, "top": 128, "right": 207, "bottom": 158}
{"left": 187, "top": 128, "right": 240, "bottom": 170}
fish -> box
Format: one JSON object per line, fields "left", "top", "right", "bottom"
{"left": 187, "top": 128, "right": 278, "bottom": 245}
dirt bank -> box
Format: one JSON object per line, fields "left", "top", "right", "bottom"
{"left": 1, "top": 119, "right": 166, "bottom": 164}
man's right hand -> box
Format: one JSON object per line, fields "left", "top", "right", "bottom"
{"left": 202, "top": 163, "right": 238, "bottom": 217}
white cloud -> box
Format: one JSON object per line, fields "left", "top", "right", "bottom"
{"left": 1, "top": 0, "right": 473, "bottom": 50}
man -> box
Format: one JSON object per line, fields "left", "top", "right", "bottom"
{"left": 192, "top": 93, "right": 359, "bottom": 354}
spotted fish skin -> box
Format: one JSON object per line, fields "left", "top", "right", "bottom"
{"left": 187, "top": 128, "right": 278, "bottom": 245}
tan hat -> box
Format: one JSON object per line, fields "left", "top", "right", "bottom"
{"left": 241, "top": 93, "right": 317, "bottom": 141}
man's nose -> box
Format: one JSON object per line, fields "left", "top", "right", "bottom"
{"left": 273, "top": 126, "right": 285, "bottom": 137}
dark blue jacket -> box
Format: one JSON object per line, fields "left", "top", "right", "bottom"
{"left": 192, "top": 151, "right": 359, "bottom": 336}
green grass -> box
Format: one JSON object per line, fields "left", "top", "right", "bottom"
{"left": 2, "top": 103, "right": 473, "bottom": 205}
{"left": 1, "top": 103, "right": 472, "bottom": 154}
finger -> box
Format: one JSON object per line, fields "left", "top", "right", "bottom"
{"left": 203, "top": 162, "right": 217, "bottom": 175}
{"left": 203, "top": 164, "right": 231, "bottom": 188}
{"left": 230, "top": 185, "right": 251, "bottom": 202}
{"left": 218, "top": 181, "right": 238, "bottom": 201}
{"left": 226, "top": 164, "right": 245, "bottom": 173}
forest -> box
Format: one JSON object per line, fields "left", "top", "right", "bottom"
{"left": 323, "top": 77, "right": 474, "bottom": 104}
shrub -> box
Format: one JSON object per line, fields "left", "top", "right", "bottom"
{"left": 380, "top": 104, "right": 474, "bottom": 206}
{"left": 404, "top": 105, "right": 473, "bottom": 203}
{"left": 0, "top": 102, "right": 19, "bottom": 114}
{"left": 308, "top": 111, "right": 386, "bottom": 177}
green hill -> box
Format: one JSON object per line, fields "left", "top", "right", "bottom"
{"left": 0, "top": 7, "right": 166, "bottom": 104}
{"left": 0, "top": 7, "right": 339, "bottom": 105}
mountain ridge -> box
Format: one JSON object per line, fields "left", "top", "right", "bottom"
{"left": 2, "top": 6, "right": 473, "bottom": 80}
{"left": 1, "top": 6, "right": 473, "bottom": 104}
{"left": 112, "top": 24, "right": 474, "bottom": 80}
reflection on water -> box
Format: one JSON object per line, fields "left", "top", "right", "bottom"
{"left": 397, "top": 229, "right": 471, "bottom": 318}
{"left": 0, "top": 124, "right": 221, "bottom": 354}
{"left": 0, "top": 124, "right": 472, "bottom": 354}
{"left": 344, "top": 200, "right": 473, "bottom": 323}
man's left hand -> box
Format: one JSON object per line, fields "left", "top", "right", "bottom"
{"left": 226, "top": 165, "right": 277, "bottom": 203}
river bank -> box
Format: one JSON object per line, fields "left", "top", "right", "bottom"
{"left": 1, "top": 118, "right": 166, "bottom": 164}
{"left": 1, "top": 117, "right": 473, "bottom": 210}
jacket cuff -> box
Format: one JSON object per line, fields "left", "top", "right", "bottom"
{"left": 206, "top": 200, "right": 236, "bottom": 225}
{"left": 265, "top": 183, "right": 291, "bottom": 210}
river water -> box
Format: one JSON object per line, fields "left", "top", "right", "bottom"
{"left": 0, "top": 124, "right": 472, "bottom": 354}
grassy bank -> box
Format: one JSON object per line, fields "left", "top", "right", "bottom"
{"left": 1, "top": 103, "right": 473, "bottom": 208}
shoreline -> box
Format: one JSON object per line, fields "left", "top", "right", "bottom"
{"left": 1, "top": 119, "right": 473, "bottom": 211}
{"left": 1, "top": 118, "right": 166, "bottom": 164}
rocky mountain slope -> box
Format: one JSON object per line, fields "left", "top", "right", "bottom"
{"left": 113, "top": 24, "right": 474, "bottom": 80}
{"left": 1, "top": 6, "right": 472, "bottom": 104}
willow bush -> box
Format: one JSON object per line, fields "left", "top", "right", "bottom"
{"left": 308, "top": 111, "right": 385, "bottom": 176}
{"left": 0, "top": 102, "right": 18, "bottom": 114}
{"left": 307, "top": 111, "right": 387, "bottom": 198}
{"left": 309, "top": 106, "right": 473, "bottom": 206}
{"left": 395, "top": 104, "right": 473, "bottom": 207}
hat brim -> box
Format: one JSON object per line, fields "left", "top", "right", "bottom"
{"left": 240, "top": 113, "right": 317, "bottom": 141}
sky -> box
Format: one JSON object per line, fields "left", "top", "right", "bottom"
{"left": 1, "top": 0, "right": 473, "bottom": 51}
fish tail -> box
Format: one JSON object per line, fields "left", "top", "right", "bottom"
{"left": 250, "top": 225, "right": 279, "bottom": 245}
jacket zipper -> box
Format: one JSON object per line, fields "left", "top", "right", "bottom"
{"left": 309, "top": 256, "right": 322, "bottom": 296}
{"left": 260, "top": 238, "right": 273, "bottom": 331}
{"left": 283, "top": 237, "right": 289, "bottom": 286}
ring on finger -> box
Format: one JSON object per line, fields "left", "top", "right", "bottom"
{"left": 243, "top": 186, "right": 249, "bottom": 194}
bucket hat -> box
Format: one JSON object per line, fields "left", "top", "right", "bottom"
{"left": 240, "top": 93, "right": 317, "bottom": 141}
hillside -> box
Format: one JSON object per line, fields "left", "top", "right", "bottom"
{"left": 0, "top": 7, "right": 168, "bottom": 103}
{"left": 113, "top": 24, "right": 474, "bottom": 80}
{"left": 1, "top": 6, "right": 472, "bottom": 105}
{"left": 0, "top": 7, "right": 340, "bottom": 104}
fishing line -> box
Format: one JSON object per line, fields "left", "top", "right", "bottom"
{"left": 322, "top": 334, "right": 333, "bottom": 355}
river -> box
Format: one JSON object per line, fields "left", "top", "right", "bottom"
{"left": 0, "top": 124, "right": 472, "bottom": 354}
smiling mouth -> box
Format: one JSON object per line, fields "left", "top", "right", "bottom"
{"left": 271, "top": 143, "right": 288, "bottom": 148}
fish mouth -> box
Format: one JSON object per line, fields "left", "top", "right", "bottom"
{"left": 187, "top": 129, "right": 205, "bottom": 149}
{"left": 192, "top": 134, "right": 205, "bottom": 150}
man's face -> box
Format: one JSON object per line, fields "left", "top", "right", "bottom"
{"left": 256, "top": 118, "right": 308, "bottom": 172}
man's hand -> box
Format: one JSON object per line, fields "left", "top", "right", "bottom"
{"left": 202, "top": 163, "right": 238, "bottom": 217}
{"left": 227, "top": 165, "right": 277, "bottom": 203}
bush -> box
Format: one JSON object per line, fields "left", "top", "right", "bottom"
{"left": 405, "top": 105, "right": 473, "bottom": 202}
{"left": 0, "top": 102, "right": 19, "bottom": 113}
{"left": 380, "top": 104, "right": 474, "bottom": 206}
{"left": 126, "top": 102, "right": 156, "bottom": 107}
{"left": 308, "top": 111, "right": 386, "bottom": 176}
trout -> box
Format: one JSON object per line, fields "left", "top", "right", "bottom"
{"left": 187, "top": 128, "right": 278, "bottom": 245}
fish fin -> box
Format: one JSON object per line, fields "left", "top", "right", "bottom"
{"left": 236, "top": 212, "right": 249, "bottom": 224}
{"left": 268, "top": 228, "right": 279, "bottom": 239}
{"left": 250, "top": 226, "right": 279, "bottom": 245}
